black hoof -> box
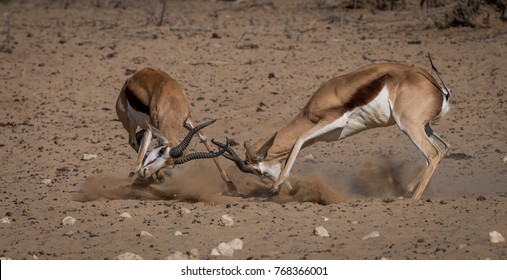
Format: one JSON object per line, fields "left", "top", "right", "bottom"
{"left": 268, "top": 188, "right": 280, "bottom": 196}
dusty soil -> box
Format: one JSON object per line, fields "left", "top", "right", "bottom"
{"left": 0, "top": 0, "right": 506, "bottom": 260}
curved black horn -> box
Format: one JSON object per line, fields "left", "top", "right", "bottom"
{"left": 211, "top": 139, "right": 255, "bottom": 174}
{"left": 174, "top": 139, "right": 228, "bottom": 165}
{"left": 169, "top": 119, "right": 216, "bottom": 158}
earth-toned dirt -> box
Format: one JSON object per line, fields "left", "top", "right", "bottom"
{"left": 0, "top": 0, "right": 506, "bottom": 260}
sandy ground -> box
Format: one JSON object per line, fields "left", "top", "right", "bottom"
{"left": 0, "top": 0, "right": 506, "bottom": 260}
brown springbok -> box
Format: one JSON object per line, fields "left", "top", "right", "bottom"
{"left": 216, "top": 56, "right": 451, "bottom": 200}
{"left": 115, "top": 68, "right": 237, "bottom": 194}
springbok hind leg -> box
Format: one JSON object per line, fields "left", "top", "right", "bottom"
{"left": 405, "top": 123, "right": 449, "bottom": 200}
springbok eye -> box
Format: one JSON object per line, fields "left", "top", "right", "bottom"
{"left": 158, "top": 147, "right": 166, "bottom": 157}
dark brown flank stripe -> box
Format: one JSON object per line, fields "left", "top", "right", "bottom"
{"left": 343, "top": 74, "right": 390, "bottom": 111}
{"left": 125, "top": 87, "right": 150, "bottom": 115}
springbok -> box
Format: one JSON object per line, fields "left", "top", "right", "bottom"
{"left": 115, "top": 67, "right": 237, "bottom": 194}
{"left": 215, "top": 56, "right": 451, "bottom": 200}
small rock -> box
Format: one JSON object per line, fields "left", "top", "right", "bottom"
{"left": 64, "top": 230, "right": 74, "bottom": 237}
{"left": 1, "top": 217, "right": 11, "bottom": 224}
{"left": 313, "top": 226, "right": 329, "bottom": 237}
{"left": 210, "top": 248, "right": 220, "bottom": 256}
{"left": 219, "top": 214, "right": 234, "bottom": 226}
{"left": 178, "top": 207, "right": 191, "bottom": 217}
{"left": 322, "top": 216, "right": 329, "bottom": 222}
{"left": 351, "top": 220, "right": 358, "bottom": 225}
{"left": 115, "top": 252, "right": 143, "bottom": 260}
{"left": 458, "top": 244, "right": 467, "bottom": 249}
{"left": 228, "top": 238, "right": 243, "bottom": 250}
{"left": 303, "top": 153, "right": 316, "bottom": 162}
{"left": 81, "top": 154, "right": 97, "bottom": 161}
{"left": 61, "top": 216, "right": 76, "bottom": 226}
{"left": 188, "top": 248, "right": 199, "bottom": 259}
{"left": 119, "top": 212, "right": 132, "bottom": 219}
{"left": 139, "top": 230, "right": 153, "bottom": 238}
{"left": 174, "top": 230, "right": 183, "bottom": 236}
{"left": 217, "top": 242, "right": 234, "bottom": 257}
{"left": 362, "top": 231, "right": 380, "bottom": 240}
{"left": 489, "top": 231, "right": 505, "bottom": 243}
{"left": 42, "top": 179, "right": 53, "bottom": 185}
{"left": 164, "top": 251, "right": 188, "bottom": 260}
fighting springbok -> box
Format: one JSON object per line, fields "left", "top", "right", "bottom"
{"left": 115, "top": 67, "right": 237, "bottom": 194}
{"left": 216, "top": 56, "right": 451, "bottom": 200}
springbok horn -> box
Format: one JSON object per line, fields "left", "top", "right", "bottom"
{"left": 169, "top": 119, "right": 216, "bottom": 158}
{"left": 211, "top": 139, "right": 255, "bottom": 174}
{"left": 174, "top": 139, "right": 228, "bottom": 165}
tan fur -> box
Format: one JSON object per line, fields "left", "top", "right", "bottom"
{"left": 116, "top": 68, "right": 236, "bottom": 193}
{"left": 246, "top": 63, "right": 450, "bottom": 200}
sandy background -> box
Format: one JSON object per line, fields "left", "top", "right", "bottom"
{"left": 0, "top": 0, "right": 506, "bottom": 260}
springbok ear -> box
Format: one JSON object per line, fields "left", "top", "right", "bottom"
{"left": 147, "top": 123, "right": 169, "bottom": 145}
{"left": 255, "top": 133, "right": 277, "bottom": 161}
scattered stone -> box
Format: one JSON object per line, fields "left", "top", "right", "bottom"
{"left": 351, "top": 220, "right": 358, "bottom": 225}
{"left": 458, "top": 244, "right": 468, "bottom": 249}
{"left": 178, "top": 207, "right": 191, "bottom": 217}
{"left": 139, "top": 230, "right": 153, "bottom": 238}
{"left": 303, "top": 153, "right": 316, "bottom": 162}
{"left": 219, "top": 214, "right": 234, "bottom": 227}
{"left": 210, "top": 248, "right": 220, "bottom": 256}
{"left": 164, "top": 251, "right": 188, "bottom": 260}
{"left": 115, "top": 252, "right": 143, "bottom": 260}
{"left": 174, "top": 230, "right": 183, "bottom": 236}
{"left": 63, "top": 230, "right": 74, "bottom": 237}
{"left": 42, "top": 179, "right": 53, "bottom": 185}
{"left": 489, "top": 231, "right": 505, "bottom": 243}
{"left": 1, "top": 217, "right": 11, "bottom": 224}
{"left": 217, "top": 242, "right": 234, "bottom": 257}
{"left": 313, "top": 226, "right": 330, "bottom": 237}
{"left": 188, "top": 248, "right": 199, "bottom": 259}
{"left": 81, "top": 154, "right": 97, "bottom": 161}
{"left": 119, "top": 212, "right": 132, "bottom": 219}
{"left": 362, "top": 231, "right": 380, "bottom": 240}
{"left": 61, "top": 216, "right": 76, "bottom": 226}
{"left": 228, "top": 238, "right": 243, "bottom": 250}
{"left": 322, "top": 216, "right": 329, "bottom": 222}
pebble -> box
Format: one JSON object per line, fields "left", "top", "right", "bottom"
{"left": 362, "top": 231, "right": 380, "bottom": 240}
{"left": 119, "top": 212, "right": 132, "bottom": 219}
{"left": 219, "top": 214, "right": 234, "bottom": 226}
{"left": 61, "top": 216, "right": 76, "bottom": 226}
{"left": 1, "top": 217, "right": 11, "bottom": 224}
{"left": 313, "top": 226, "right": 330, "bottom": 237}
{"left": 321, "top": 216, "right": 329, "bottom": 221}
{"left": 217, "top": 242, "right": 234, "bottom": 257}
{"left": 139, "top": 230, "right": 153, "bottom": 238}
{"left": 489, "top": 231, "right": 505, "bottom": 243}
{"left": 174, "top": 230, "right": 183, "bottom": 236}
{"left": 178, "top": 207, "right": 191, "bottom": 217}
{"left": 114, "top": 252, "right": 143, "bottom": 260}
{"left": 210, "top": 248, "right": 220, "bottom": 256}
{"left": 42, "top": 179, "right": 53, "bottom": 185}
{"left": 164, "top": 251, "right": 187, "bottom": 260}
{"left": 81, "top": 154, "right": 97, "bottom": 161}
{"left": 228, "top": 238, "right": 243, "bottom": 250}
{"left": 188, "top": 248, "right": 199, "bottom": 259}
{"left": 64, "top": 230, "right": 74, "bottom": 237}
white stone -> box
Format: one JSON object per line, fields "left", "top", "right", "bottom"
{"left": 219, "top": 214, "right": 234, "bottom": 226}
{"left": 139, "top": 230, "right": 153, "bottom": 238}
{"left": 322, "top": 216, "right": 329, "bottom": 222}
{"left": 188, "top": 248, "right": 199, "bottom": 259}
{"left": 119, "top": 212, "right": 132, "bottom": 219}
{"left": 174, "top": 230, "right": 183, "bottom": 236}
{"left": 362, "top": 231, "right": 380, "bottom": 240}
{"left": 178, "top": 207, "right": 191, "bottom": 216}
{"left": 1, "top": 217, "right": 11, "bottom": 224}
{"left": 217, "top": 242, "right": 234, "bottom": 257}
{"left": 61, "top": 216, "right": 76, "bottom": 226}
{"left": 81, "top": 154, "right": 97, "bottom": 161}
{"left": 210, "top": 248, "right": 220, "bottom": 256}
{"left": 115, "top": 252, "right": 143, "bottom": 260}
{"left": 42, "top": 179, "right": 53, "bottom": 185}
{"left": 351, "top": 220, "right": 358, "bottom": 225}
{"left": 164, "top": 251, "right": 187, "bottom": 260}
{"left": 228, "top": 238, "right": 243, "bottom": 250}
{"left": 313, "top": 226, "right": 330, "bottom": 237}
{"left": 489, "top": 231, "right": 505, "bottom": 243}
